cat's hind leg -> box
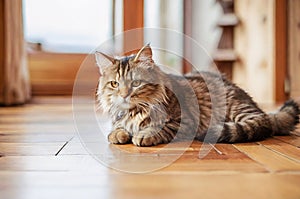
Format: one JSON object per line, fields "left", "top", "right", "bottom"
{"left": 198, "top": 102, "right": 274, "bottom": 143}
{"left": 217, "top": 111, "right": 273, "bottom": 143}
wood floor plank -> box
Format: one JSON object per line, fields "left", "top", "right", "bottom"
{"left": 58, "top": 141, "right": 267, "bottom": 173}
{"left": 1, "top": 96, "right": 300, "bottom": 198}
{"left": 234, "top": 143, "right": 300, "bottom": 172}
{"left": 0, "top": 155, "right": 109, "bottom": 172}
{"left": 57, "top": 141, "right": 88, "bottom": 155}
{"left": 0, "top": 142, "right": 67, "bottom": 156}
{"left": 259, "top": 138, "right": 300, "bottom": 162}
{"left": 0, "top": 124, "right": 76, "bottom": 134}
{"left": 0, "top": 133, "right": 73, "bottom": 143}
{"left": 160, "top": 143, "right": 267, "bottom": 173}
{"left": 275, "top": 135, "right": 300, "bottom": 147}
{"left": 0, "top": 172, "right": 299, "bottom": 199}
{"left": 160, "top": 157, "right": 267, "bottom": 174}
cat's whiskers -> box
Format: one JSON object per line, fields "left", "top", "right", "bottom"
{"left": 95, "top": 103, "right": 102, "bottom": 112}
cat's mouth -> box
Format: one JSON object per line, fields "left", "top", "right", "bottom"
{"left": 118, "top": 98, "right": 133, "bottom": 109}
{"left": 119, "top": 102, "right": 131, "bottom": 109}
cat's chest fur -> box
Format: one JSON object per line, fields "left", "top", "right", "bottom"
{"left": 113, "top": 111, "right": 141, "bottom": 135}
{"left": 112, "top": 106, "right": 168, "bottom": 136}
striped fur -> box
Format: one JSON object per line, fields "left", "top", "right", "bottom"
{"left": 96, "top": 45, "right": 300, "bottom": 146}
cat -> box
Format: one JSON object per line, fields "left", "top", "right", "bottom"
{"left": 96, "top": 44, "right": 300, "bottom": 147}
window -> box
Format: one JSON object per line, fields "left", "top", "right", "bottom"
{"left": 23, "top": 0, "right": 112, "bottom": 53}
{"left": 23, "top": 0, "right": 116, "bottom": 95}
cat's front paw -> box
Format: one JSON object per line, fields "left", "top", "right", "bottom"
{"left": 108, "top": 129, "right": 131, "bottom": 144}
{"left": 132, "top": 130, "right": 161, "bottom": 147}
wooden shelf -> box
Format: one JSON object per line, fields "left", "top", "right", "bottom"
{"left": 217, "top": 13, "right": 239, "bottom": 27}
{"left": 212, "top": 49, "right": 238, "bottom": 62}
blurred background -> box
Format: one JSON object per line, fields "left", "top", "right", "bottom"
{"left": 0, "top": 0, "right": 299, "bottom": 105}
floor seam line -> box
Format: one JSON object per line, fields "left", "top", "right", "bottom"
{"left": 55, "top": 136, "right": 74, "bottom": 156}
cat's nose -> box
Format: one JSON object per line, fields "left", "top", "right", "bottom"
{"left": 120, "top": 88, "right": 131, "bottom": 99}
{"left": 121, "top": 93, "right": 130, "bottom": 99}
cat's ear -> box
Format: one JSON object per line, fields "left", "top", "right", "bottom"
{"left": 133, "top": 43, "right": 152, "bottom": 62}
{"left": 95, "top": 51, "right": 115, "bottom": 74}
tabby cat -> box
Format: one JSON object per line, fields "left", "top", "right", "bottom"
{"left": 96, "top": 44, "right": 300, "bottom": 147}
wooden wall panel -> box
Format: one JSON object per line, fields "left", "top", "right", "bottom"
{"left": 288, "top": 0, "right": 300, "bottom": 99}
{"left": 234, "top": 0, "right": 290, "bottom": 103}
{"left": 234, "top": 0, "right": 275, "bottom": 104}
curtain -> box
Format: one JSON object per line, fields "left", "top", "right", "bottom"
{"left": 0, "top": 0, "right": 31, "bottom": 105}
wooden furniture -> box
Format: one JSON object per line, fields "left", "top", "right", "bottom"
{"left": 213, "top": 0, "right": 238, "bottom": 80}
{"left": 28, "top": 52, "right": 88, "bottom": 95}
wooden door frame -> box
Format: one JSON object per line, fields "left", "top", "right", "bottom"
{"left": 275, "top": 0, "right": 289, "bottom": 102}
{"left": 183, "top": 0, "right": 193, "bottom": 74}
{"left": 123, "top": 0, "right": 144, "bottom": 54}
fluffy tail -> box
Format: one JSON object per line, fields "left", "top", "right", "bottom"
{"left": 268, "top": 100, "right": 300, "bottom": 135}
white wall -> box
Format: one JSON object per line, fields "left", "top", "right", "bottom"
{"left": 191, "top": 0, "right": 222, "bottom": 69}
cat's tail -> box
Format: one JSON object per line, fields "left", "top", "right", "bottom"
{"left": 268, "top": 100, "right": 300, "bottom": 135}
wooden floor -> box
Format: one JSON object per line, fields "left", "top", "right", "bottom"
{"left": 1, "top": 96, "right": 300, "bottom": 199}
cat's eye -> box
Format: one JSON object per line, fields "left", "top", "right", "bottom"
{"left": 110, "top": 81, "right": 119, "bottom": 88}
{"left": 131, "top": 80, "right": 141, "bottom": 87}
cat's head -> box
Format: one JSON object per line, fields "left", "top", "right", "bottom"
{"left": 96, "top": 44, "right": 167, "bottom": 113}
